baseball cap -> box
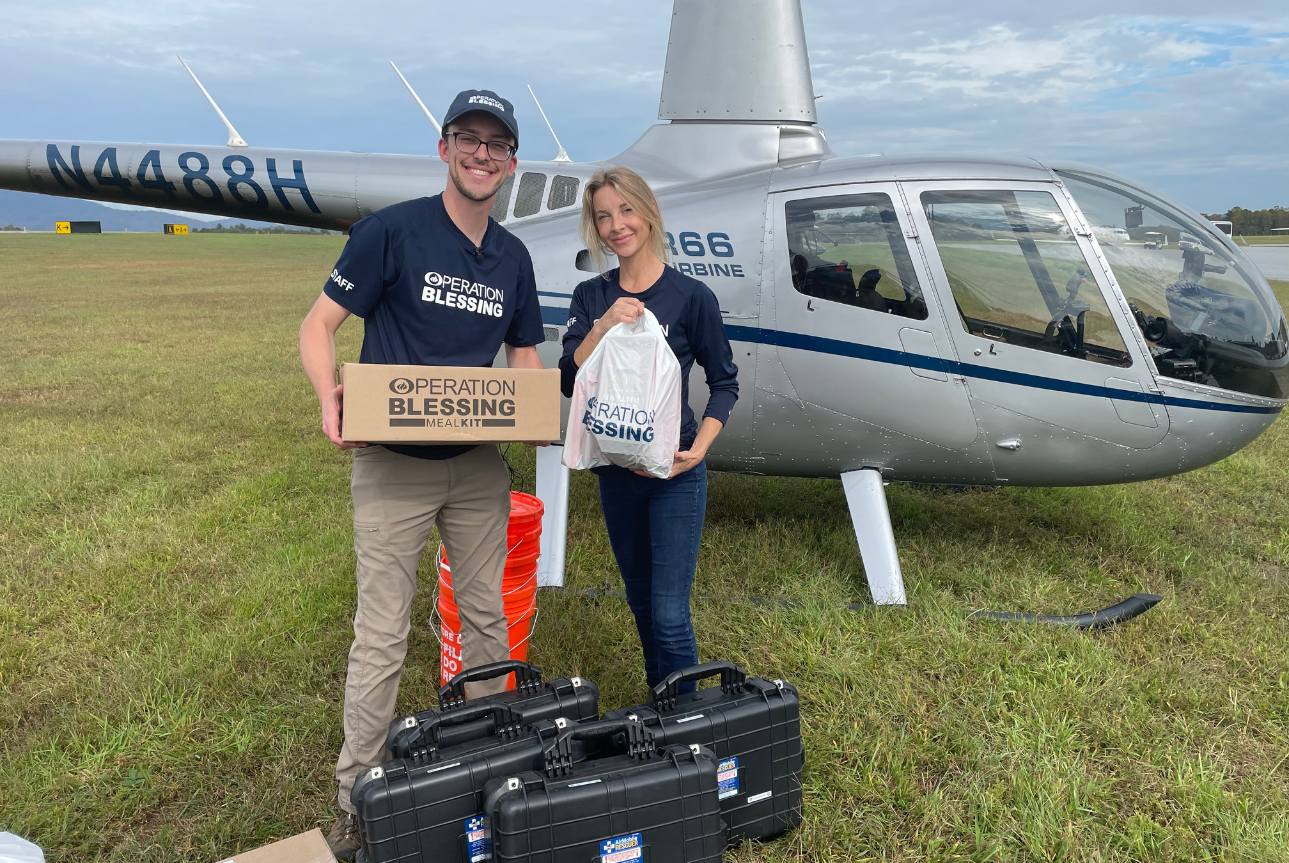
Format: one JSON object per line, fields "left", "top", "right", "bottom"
{"left": 443, "top": 89, "right": 519, "bottom": 148}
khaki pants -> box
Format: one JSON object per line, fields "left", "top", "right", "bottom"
{"left": 335, "top": 444, "right": 512, "bottom": 813}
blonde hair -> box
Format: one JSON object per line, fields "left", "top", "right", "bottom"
{"left": 580, "top": 166, "right": 668, "bottom": 274}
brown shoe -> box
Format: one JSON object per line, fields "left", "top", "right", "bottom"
{"left": 325, "top": 810, "right": 361, "bottom": 862}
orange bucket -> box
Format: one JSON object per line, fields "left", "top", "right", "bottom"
{"left": 437, "top": 593, "right": 537, "bottom": 684}
{"left": 436, "top": 491, "right": 543, "bottom": 687}
{"left": 506, "top": 491, "right": 544, "bottom": 538}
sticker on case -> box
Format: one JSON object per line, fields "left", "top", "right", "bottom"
{"left": 599, "top": 831, "right": 644, "bottom": 863}
{"left": 464, "top": 814, "right": 492, "bottom": 862}
{"left": 717, "top": 756, "right": 740, "bottom": 799}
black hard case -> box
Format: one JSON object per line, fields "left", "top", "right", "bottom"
{"left": 388, "top": 661, "right": 599, "bottom": 761}
{"left": 483, "top": 719, "right": 725, "bottom": 863}
{"left": 605, "top": 661, "right": 803, "bottom": 844}
{"left": 354, "top": 703, "right": 578, "bottom": 863}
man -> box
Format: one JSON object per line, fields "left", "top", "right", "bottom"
{"left": 298, "top": 89, "right": 543, "bottom": 860}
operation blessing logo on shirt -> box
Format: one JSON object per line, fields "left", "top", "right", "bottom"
{"left": 422, "top": 271, "right": 505, "bottom": 318}
{"left": 589, "top": 314, "right": 667, "bottom": 337}
{"left": 581, "top": 396, "right": 655, "bottom": 442}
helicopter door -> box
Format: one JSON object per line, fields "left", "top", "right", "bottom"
{"left": 768, "top": 184, "right": 991, "bottom": 480}
{"left": 903, "top": 181, "right": 1169, "bottom": 482}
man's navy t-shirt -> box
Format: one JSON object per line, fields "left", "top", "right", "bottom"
{"left": 324, "top": 194, "right": 544, "bottom": 459}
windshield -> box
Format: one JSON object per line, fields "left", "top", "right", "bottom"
{"left": 1057, "top": 168, "right": 1288, "bottom": 400}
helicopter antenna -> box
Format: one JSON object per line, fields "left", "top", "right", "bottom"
{"left": 527, "top": 84, "right": 570, "bottom": 162}
{"left": 389, "top": 61, "right": 442, "bottom": 134}
{"left": 177, "top": 55, "right": 247, "bottom": 148}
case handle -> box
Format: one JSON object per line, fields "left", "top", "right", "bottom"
{"left": 542, "top": 717, "right": 654, "bottom": 777}
{"left": 439, "top": 660, "right": 543, "bottom": 708}
{"left": 650, "top": 661, "right": 747, "bottom": 710}
{"left": 413, "top": 702, "right": 520, "bottom": 750}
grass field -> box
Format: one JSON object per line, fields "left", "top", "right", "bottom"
{"left": 2, "top": 234, "right": 1288, "bottom": 863}
{"left": 1237, "top": 236, "right": 1289, "bottom": 246}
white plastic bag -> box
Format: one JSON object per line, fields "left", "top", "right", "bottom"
{"left": 564, "top": 309, "right": 681, "bottom": 479}
{"left": 0, "top": 833, "right": 44, "bottom": 863}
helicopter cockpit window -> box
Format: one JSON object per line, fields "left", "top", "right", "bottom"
{"left": 548, "top": 175, "right": 580, "bottom": 211}
{"left": 921, "top": 190, "right": 1132, "bottom": 367}
{"left": 514, "top": 172, "right": 547, "bottom": 219}
{"left": 1057, "top": 168, "right": 1288, "bottom": 399}
{"left": 784, "top": 194, "right": 928, "bottom": 320}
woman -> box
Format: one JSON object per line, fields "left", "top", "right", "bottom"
{"left": 559, "top": 166, "right": 739, "bottom": 693}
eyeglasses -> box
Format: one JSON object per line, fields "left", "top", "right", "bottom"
{"left": 447, "top": 132, "right": 515, "bottom": 161}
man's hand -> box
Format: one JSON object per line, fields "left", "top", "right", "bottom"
{"left": 323, "top": 383, "right": 367, "bottom": 450}
{"left": 300, "top": 292, "right": 358, "bottom": 451}
{"left": 503, "top": 345, "right": 546, "bottom": 446}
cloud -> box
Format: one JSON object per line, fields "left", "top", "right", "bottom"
{"left": 811, "top": 19, "right": 1247, "bottom": 106}
{"left": 802, "top": 7, "right": 1289, "bottom": 206}
{"left": 1146, "top": 36, "right": 1214, "bottom": 63}
{"left": 1, "top": 1, "right": 1285, "bottom": 208}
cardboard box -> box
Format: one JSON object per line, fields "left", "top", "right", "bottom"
{"left": 215, "top": 829, "right": 336, "bottom": 863}
{"left": 341, "top": 363, "right": 560, "bottom": 445}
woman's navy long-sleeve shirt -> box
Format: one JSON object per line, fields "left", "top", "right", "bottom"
{"left": 558, "top": 266, "right": 739, "bottom": 450}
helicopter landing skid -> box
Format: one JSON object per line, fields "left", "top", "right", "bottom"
{"left": 841, "top": 468, "right": 907, "bottom": 606}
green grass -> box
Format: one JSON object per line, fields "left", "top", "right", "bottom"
{"left": 2, "top": 235, "right": 1288, "bottom": 862}
{"left": 1237, "top": 236, "right": 1289, "bottom": 246}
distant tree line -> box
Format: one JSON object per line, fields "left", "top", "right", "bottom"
{"left": 195, "top": 223, "right": 338, "bottom": 235}
{"left": 1203, "top": 206, "right": 1289, "bottom": 236}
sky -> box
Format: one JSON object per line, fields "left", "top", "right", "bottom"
{"left": 1, "top": 1, "right": 1286, "bottom": 213}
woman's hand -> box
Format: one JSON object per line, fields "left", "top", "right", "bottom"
{"left": 668, "top": 448, "right": 705, "bottom": 478}
{"left": 593, "top": 297, "right": 646, "bottom": 335}
{"left": 627, "top": 448, "right": 704, "bottom": 480}
{"left": 573, "top": 297, "right": 647, "bottom": 367}
{"left": 666, "top": 418, "right": 723, "bottom": 478}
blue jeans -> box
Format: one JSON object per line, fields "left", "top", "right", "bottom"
{"left": 597, "top": 461, "right": 708, "bottom": 693}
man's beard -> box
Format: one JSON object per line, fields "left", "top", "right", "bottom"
{"left": 450, "top": 161, "right": 501, "bottom": 203}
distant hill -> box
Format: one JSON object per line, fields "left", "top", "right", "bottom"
{"left": 0, "top": 189, "right": 325, "bottom": 233}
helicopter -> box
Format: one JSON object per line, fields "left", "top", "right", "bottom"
{"left": 1, "top": 0, "right": 1285, "bottom": 607}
